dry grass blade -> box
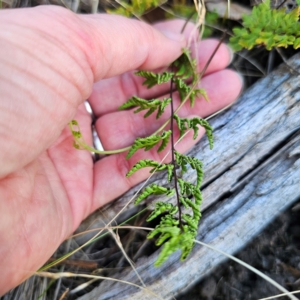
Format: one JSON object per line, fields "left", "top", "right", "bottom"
{"left": 69, "top": 279, "right": 98, "bottom": 294}
{"left": 36, "top": 271, "right": 163, "bottom": 299}
{"left": 193, "top": 240, "right": 298, "bottom": 300}
{"left": 108, "top": 227, "right": 146, "bottom": 287}
{"left": 58, "top": 288, "right": 69, "bottom": 300}
{"left": 259, "top": 290, "right": 300, "bottom": 300}
{"left": 188, "top": 0, "right": 205, "bottom": 46}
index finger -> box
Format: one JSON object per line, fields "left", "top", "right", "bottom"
{"left": 79, "top": 14, "right": 187, "bottom": 81}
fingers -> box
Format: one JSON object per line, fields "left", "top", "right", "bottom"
{"left": 89, "top": 39, "right": 233, "bottom": 117}
{"left": 79, "top": 13, "right": 186, "bottom": 81}
{"left": 94, "top": 69, "right": 243, "bottom": 150}
{"left": 92, "top": 125, "right": 205, "bottom": 211}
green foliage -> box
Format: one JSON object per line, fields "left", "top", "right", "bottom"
{"left": 230, "top": 0, "right": 300, "bottom": 51}
{"left": 173, "top": 114, "right": 214, "bottom": 148}
{"left": 126, "top": 159, "right": 174, "bottom": 181}
{"left": 126, "top": 130, "right": 172, "bottom": 159}
{"left": 148, "top": 223, "right": 196, "bottom": 266}
{"left": 134, "top": 184, "right": 175, "bottom": 205}
{"left": 174, "top": 48, "right": 198, "bottom": 83}
{"left": 122, "top": 49, "right": 213, "bottom": 265}
{"left": 119, "top": 96, "right": 171, "bottom": 119}
{"left": 69, "top": 120, "right": 100, "bottom": 153}
{"left": 106, "top": 0, "right": 162, "bottom": 17}
{"left": 147, "top": 202, "right": 178, "bottom": 222}
{"left": 71, "top": 48, "right": 213, "bottom": 267}
{"left": 174, "top": 78, "right": 208, "bottom": 107}
{"left": 135, "top": 71, "right": 174, "bottom": 88}
{"left": 175, "top": 151, "right": 204, "bottom": 189}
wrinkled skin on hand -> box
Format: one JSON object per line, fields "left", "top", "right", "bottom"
{"left": 0, "top": 6, "right": 242, "bottom": 294}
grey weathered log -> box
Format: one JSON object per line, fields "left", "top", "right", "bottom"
{"left": 78, "top": 53, "right": 300, "bottom": 300}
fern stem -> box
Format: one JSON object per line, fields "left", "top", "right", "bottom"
{"left": 169, "top": 66, "right": 183, "bottom": 231}
{"left": 199, "top": 32, "right": 226, "bottom": 77}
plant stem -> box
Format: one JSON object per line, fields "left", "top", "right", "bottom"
{"left": 75, "top": 37, "right": 227, "bottom": 156}
{"left": 169, "top": 65, "right": 183, "bottom": 231}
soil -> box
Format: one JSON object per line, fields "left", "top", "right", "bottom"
{"left": 178, "top": 199, "right": 300, "bottom": 300}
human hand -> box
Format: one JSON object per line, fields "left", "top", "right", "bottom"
{"left": 0, "top": 5, "right": 242, "bottom": 294}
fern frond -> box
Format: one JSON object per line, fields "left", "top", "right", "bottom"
{"left": 147, "top": 224, "right": 197, "bottom": 266}
{"left": 182, "top": 214, "right": 198, "bottom": 230}
{"left": 186, "top": 157, "right": 204, "bottom": 189}
{"left": 134, "top": 184, "right": 175, "bottom": 205}
{"left": 154, "top": 231, "right": 182, "bottom": 265}
{"left": 179, "top": 228, "right": 197, "bottom": 260}
{"left": 173, "top": 78, "right": 191, "bottom": 103}
{"left": 70, "top": 48, "right": 211, "bottom": 267}
{"left": 126, "top": 159, "right": 159, "bottom": 177}
{"left": 135, "top": 71, "right": 174, "bottom": 88}
{"left": 179, "top": 181, "right": 203, "bottom": 204}
{"left": 192, "top": 187, "right": 203, "bottom": 206}
{"left": 230, "top": 0, "right": 300, "bottom": 51}
{"left": 69, "top": 119, "right": 99, "bottom": 152}
{"left": 178, "top": 178, "right": 194, "bottom": 197}
{"left": 183, "top": 199, "right": 202, "bottom": 222}
{"left": 126, "top": 130, "right": 172, "bottom": 159}
{"left": 179, "top": 196, "right": 190, "bottom": 209}
{"left": 173, "top": 48, "right": 198, "bottom": 83}
{"left": 173, "top": 114, "right": 213, "bottom": 145}
{"left": 119, "top": 96, "right": 171, "bottom": 119}
{"left": 173, "top": 78, "right": 208, "bottom": 107}
{"left": 126, "top": 159, "right": 174, "bottom": 181}
{"left": 175, "top": 151, "right": 188, "bottom": 174}
{"left": 157, "top": 130, "right": 172, "bottom": 152}
{"left": 176, "top": 152, "right": 204, "bottom": 189}
{"left": 147, "top": 202, "right": 178, "bottom": 222}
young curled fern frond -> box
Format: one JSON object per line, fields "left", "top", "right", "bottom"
{"left": 147, "top": 202, "right": 178, "bottom": 222}
{"left": 119, "top": 96, "right": 171, "bottom": 119}
{"left": 134, "top": 184, "right": 175, "bottom": 205}
{"left": 69, "top": 119, "right": 100, "bottom": 152}
{"left": 135, "top": 71, "right": 174, "bottom": 88}
{"left": 230, "top": 0, "right": 300, "bottom": 51}
{"left": 126, "top": 130, "right": 172, "bottom": 159}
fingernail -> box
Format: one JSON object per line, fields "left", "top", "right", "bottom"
{"left": 160, "top": 30, "right": 186, "bottom": 44}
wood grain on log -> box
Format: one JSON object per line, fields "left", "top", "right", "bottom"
{"left": 78, "top": 53, "right": 300, "bottom": 300}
